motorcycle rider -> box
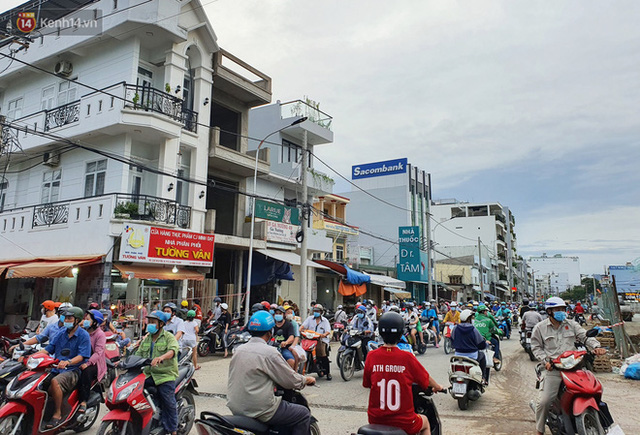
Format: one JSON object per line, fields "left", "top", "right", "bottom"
{"left": 36, "top": 300, "right": 59, "bottom": 334}
{"left": 363, "top": 312, "right": 446, "bottom": 435}
{"left": 350, "top": 305, "right": 374, "bottom": 357}
{"left": 192, "top": 299, "right": 204, "bottom": 327}
{"left": 574, "top": 301, "right": 585, "bottom": 315}
{"left": 33, "top": 306, "right": 91, "bottom": 428}
{"left": 334, "top": 304, "right": 348, "bottom": 326}
{"left": 218, "top": 303, "right": 232, "bottom": 357}
{"left": 163, "top": 302, "right": 184, "bottom": 342}
{"left": 406, "top": 302, "right": 424, "bottom": 349}
{"left": 530, "top": 296, "right": 605, "bottom": 435}
{"left": 495, "top": 302, "right": 512, "bottom": 336}
{"left": 210, "top": 296, "right": 223, "bottom": 322}
{"left": 301, "top": 303, "right": 332, "bottom": 380}
{"left": 365, "top": 300, "right": 378, "bottom": 327}
{"left": 520, "top": 299, "right": 530, "bottom": 318}
{"left": 443, "top": 302, "right": 461, "bottom": 324}
{"left": 99, "top": 308, "right": 130, "bottom": 349}
{"left": 134, "top": 310, "right": 180, "bottom": 435}
{"left": 473, "top": 304, "right": 503, "bottom": 366}
{"left": 227, "top": 311, "right": 316, "bottom": 435}
{"left": 272, "top": 305, "right": 297, "bottom": 369}
{"left": 451, "top": 309, "right": 488, "bottom": 384}
{"left": 423, "top": 302, "right": 440, "bottom": 346}
{"left": 12, "top": 302, "right": 71, "bottom": 353}
{"left": 77, "top": 309, "right": 106, "bottom": 414}
{"left": 522, "top": 304, "right": 543, "bottom": 331}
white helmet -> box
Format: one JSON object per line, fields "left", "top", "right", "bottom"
{"left": 389, "top": 306, "right": 401, "bottom": 313}
{"left": 460, "top": 309, "right": 474, "bottom": 322}
{"left": 337, "top": 305, "right": 343, "bottom": 309}
{"left": 220, "top": 303, "right": 228, "bottom": 310}
{"left": 450, "top": 302, "right": 458, "bottom": 307}
{"left": 545, "top": 296, "right": 566, "bottom": 310}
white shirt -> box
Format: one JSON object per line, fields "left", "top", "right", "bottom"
{"left": 164, "top": 315, "right": 184, "bottom": 336}
{"left": 39, "top": 313, "right": 58, "bottom": 331}
{"left": 180, "top": 320, "right": 198, "bottom": 342}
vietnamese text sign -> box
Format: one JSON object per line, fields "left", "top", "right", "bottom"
{"left": 266, "top": 221, "right": 298, "bottom": 244}
{"left": 119, "top": 223, "right": 215, "bottom": 267}
{"left": 398, "top": 226, "right": 420, "bottom": 246}
{"left": 397, "top": 226, "right": 428, "bottom": 282}
{"left": 352, "top": 158, "right": 408, "bottom": 180}
{"left": 255, "top": 200, "right": 300, "bottom": 225}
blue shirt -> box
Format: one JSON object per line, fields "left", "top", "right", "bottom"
{"left": 45, "top": 326, "right": 92, "bottom": 373}
{"left": 36, "top": 322, "right": 63, "bottom": 343}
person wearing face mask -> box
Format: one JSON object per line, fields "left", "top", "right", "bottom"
{"left": 133, "top": 310, "right": 180, "bottom": 435}
{"left": 32, "top": 306, "right": 91, "bottom": 428}
{"left": 272, "top": 305, "right": 297, "bottom": 369}
{"left": 334, "top": 304, "right": 348, "bottom": 326}
{"left": 163, "top": 302, "right": 184, "bottom": 342}
{"left": 443, "top": 301, "right": 461, "bottom": 324}
{"left": 350, "top": 305, "right": 374, "bottom": 358}
{"left": 218, "top": 303, "right": 231, "bottom": 357}
{"left": 36, "top": 300, "right": 59, "bottom": 334}
{"left": 530, "top": 297, "right": 605, "bottom": 435}
{"left": 77, "top": 309, "right": 106, "bottom": 414}
{"left": 10, "top": 303, "right": 70, "bottom": 355}
{"left": 301, "top": 304, "right": 332, "bottom": 380}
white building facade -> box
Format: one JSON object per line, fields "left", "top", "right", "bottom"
{"left": 528, "top": 253, "right": 581, "bottom": 296}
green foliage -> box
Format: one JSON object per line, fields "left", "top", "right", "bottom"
{"left": 114, "top": 201, "right": 138, "bottom": 215}
{"left": 560, "top": 286, "right": 587, "bottom": 302}
{"left": 581, "top": 277, "right": 601, "bottom": 295}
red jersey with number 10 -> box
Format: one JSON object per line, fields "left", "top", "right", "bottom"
{"left": 363, "top": 346, "right": 430, "bottom": 433}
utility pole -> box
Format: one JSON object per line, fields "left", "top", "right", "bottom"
{"left": 426, "top": 173, "right": 433, "bottom": 302}
{"left": 478, "top": 237, "right": 484, "bottom": 299}
{"left": 299, "top": 129, "right": 309, "bottom": 316}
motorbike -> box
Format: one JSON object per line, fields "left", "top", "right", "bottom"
{"left": 337, "top": 329, "right": 369, "bottom": 381}
{"left": 520, "top": 328, "right": 536, "bottom": 361}
{"left": 534, "top": 329, "right": 615, "bottom": 435}
{"left": 421, "top": 319, "right": 439, "bottom": 348}
{"left": 103, "top": 332, "right": 124, "bottom": 388}
{"left": 448, "top": 354, "right": 485, "bottom": 410}
{"left": 225, "top": 327, "right": 250, "bottom": 354}
{"left": 299, "top": 330, "right": 328, "bottom": 377}
{"left": 490, "top": 335, "right": 503, "bottom": 372}
{"left": 99, "top": 354, "right": 198, "bottom": 435}
{"left": 197, "top": 320, "right": 225, "bottom": 357}
{"left": 195, "top": 387, "right": 320, "bottom": 435}
{"left": 357, "top": 385, "right": 442, "bottom": 435}
{"left": 0, "top": 339, "right": 48, "bottom": 405}
{"left": 0, "top": 353, "right": 102, "bottom": 434}
{"left": 443, "top": 323, "right": 455, "bottom": 355}
{"left": 404, "top": 324, "right": 427, "bottom": 355}
{"left": 572, "top": 312, "right": 587, "bottom": 326}
{"left": 332, "top": 321, "right": 346, "bottom": 343}
{"left": 497, "top": 316, "right": 511, "bottom": 340}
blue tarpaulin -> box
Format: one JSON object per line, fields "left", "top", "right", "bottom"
{"left": 345, "top": 265, "right": 370, "bottom": 285}
{"left": 243, "top": 252, "right": 294, "bottom": 287}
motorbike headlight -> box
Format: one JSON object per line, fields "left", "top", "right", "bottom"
{"left": 106, "top": 383, "right": 114, "bottom": 402}
{"left": 6, "top": 376, "right": 40, "bottom": 399}
{"left": 26, "top": 357, "right": 44, "bottom": 370}
{"left": 555, "top": 354, "right": 583, "bottom": 370}
{"left": 115, "top": 381, "right": 139, "bottom": 403}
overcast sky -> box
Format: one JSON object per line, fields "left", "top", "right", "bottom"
{"left": 202, "top": 0, "right": 640, "bottom": 274}
{"left": 4, "top": 0, "right": 638, "bottom": 274}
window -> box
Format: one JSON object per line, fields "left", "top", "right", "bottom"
{"left": 6, "top": 98, "right": 23, "bottom": 120}
{"left": 41, "top": 86, "right": 55, "bottom": 110}
{"left": 0, "top": 180, "right": 7, "bottom": 211}
{"left": 335, "top": 245, "right": 344, "bottom": 262}
{"left": 41, "top": 169, "right": 62, "bottom": 203}
{"left": 84, "top": 159, "right": 107, "bottom": 197}
{"left": 281, "top": 139, "right": 310, "bottom": 166}
{"left": 137, "top": 67, "right": 153, "bottom": 88}
{"left": 57, "top": 80, "right": 77, "bottom": 106}
{"left": 449, "top": 275, "right": 463, "bottom": 285}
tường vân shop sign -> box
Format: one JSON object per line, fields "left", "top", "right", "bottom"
{"left": 119, "top": 223, "right": 215, "bottom": 267}
{"left": 266, "top": 221, "right": 298, "bottom": 244}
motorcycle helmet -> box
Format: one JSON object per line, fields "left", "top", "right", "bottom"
{"left": 450, "top": 301, "right": 458, "bottom": 307}
{"left": 53, "top": 301, "right": 62, "bottom": 309}
{"left": 42, "top": 300, "right": 56, "bottom": 311}
{"left": 147, "top": 310, "right": 169, "bottom": 325}
{"left": 545, "top": 296, "right": 566, "bottom": 310}
{"left": 523, "top": 299, "right": 529, "bottom": 305}
{"left": 163, "top": 302, "right": 178, "bottom": 312}
{"left": 66, "top": 306, "right": 85, "bottom": 321}
{"left": 477, "top": 304, "right": 488, "bottom": 312}
{"left": 389, "top": 306, "right": 401, "bottom": 313}
{"left": 87, "top": 309, "right": 104, "bottom": 325}
{"left": 100, "top": 308, "right": 111, "bottom": 319}
{"left": 88, "top": 302, "right": 100, "bottom": 310}
{"left": 186, "top": 310, "right": 196, "bottom": 319}
{"left": 214, "top": 297, "right": 222, "bottom": 303}
{"left": 313, "top": 303, "right": 324, "bottom": 311}
{"left": 261, "top": 301, "right": 271, "bottom": 311}
{"left": 337, "top": 305, "right": 343, "bottom": 310}
{"left": 459, "top": 309, "right": 474, "bottom": 322}
{"left": 356, "top": 305, "right": 367, "bottom": 313}
{"left": 220, "top": 303, "right": 228, "bottom": 311}
{"left": 248, "top": 311, "right": 275, "bottom": 332}
{"left": 251, "top": 303, "right": 265, "bottom": 314}
{"left": 378, "top": 312, "right": 404, "bottom": 344}
{"left": 181, "top": 300, "right": 189, "bottom": 308}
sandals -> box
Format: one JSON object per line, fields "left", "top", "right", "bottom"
{"left": 46, "top": 417, "right": 63, "bottom": 429}
{"left": 195, "top": 366, "right": 202, "bottom": 370}
{"left": 78, "top": 404, "right": 87, "bottom": 414}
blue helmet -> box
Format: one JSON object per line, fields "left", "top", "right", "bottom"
{"left": 248, "top": 311, "right": 275, "bottom": 332}
{"left": 87, "top": 309, "right": 104, "bottom": 325}
{"left": 356, "top": 305, "right": 367, "bottom": 312}
{"left": 147, "top": 310, "right": 169, "bottom": 324}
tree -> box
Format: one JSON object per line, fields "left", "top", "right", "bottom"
{"left": 560, "top": 286, "right": 587, "bottom": 301}
{"left": 581, "top": 277, "right": 601, "bottom": 298}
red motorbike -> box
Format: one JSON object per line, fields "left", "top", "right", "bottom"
{"left": 0, "top": 353, "right": 102, "bottom": 434}
{"left": 535, "top": 344, "right": 616, "bottom": 434}
{"left": 99, "top": 355, "right": 198, "bottom": 435}
{"left": 299, "top": 330, "right": 326, "bottom": 376}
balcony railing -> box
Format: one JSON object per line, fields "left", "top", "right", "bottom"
{"left": 124, "top": 84, "right": 198, "bottom": 133}
{"left": 114, "top": 193, "right": 191, "bottom": 229}
{"left": 281, "top": 99, "right": 332, "bottom": 131}
{"left": 44, "top": 100, "right": 80, "bottom": 131}
{"left": 32, "top": 202, "right": 70, "bottom": 227}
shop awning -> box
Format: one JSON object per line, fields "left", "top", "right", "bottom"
{"left": 365, "top": 273, "right": 406, "bottom": 290}
{"left": 313, "top": 260, "right": 370, "bottom": 285}
{"left": 256, "top": 249, "right": 329, "bottom": 269}
{"left": 4, "top": 255, "right": 104, "bottom": 279}
{"left": 384, "top": 287, "right": 411, "bottom": 299}
{"left": 484, "top": 292, "right": 497, "bottom": 301}
{"left": 114, "top": 264, "right": 205, "bottom": 281}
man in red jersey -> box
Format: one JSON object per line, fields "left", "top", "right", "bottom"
{"left": 363, "top": 312, "right": 446, "bottom": 434}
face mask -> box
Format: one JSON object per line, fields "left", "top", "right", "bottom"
{"left": 286, "top": 314, "right": 293, "bottom": 320}
{"left": 146, "top": 324, "right": 158, "bottom": 334}
{"left": 357, "top": 312, "right": 365, "bottom": 319}
{"left": 83, "top": 320, "right": 92, "bottom": 329}
{"left": 451, "top": 308, "right": 457, "bottom": 311}
{"left": 313, "top": 312, "right": 320, "bottom": 318}
{"left": 164, "top": 312, "right": 172, "bottom": 319}
{"left": 59, "top": 314, "right": 65, "bottom": 323}
{"left": 553, "top": 311, "right": 567, "bottom": 322}
{"left": 269, "top": 310, "right": 275, "bottom": 315}
{"left": 42, "top": 308, "right": 46, "bottom": 315}
{"left": 64, "top": 321, "right": 75, "bottom": 330}
{"left": 274, "top": 314, "right": 283, "bottom": 322}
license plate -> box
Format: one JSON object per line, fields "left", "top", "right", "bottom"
{"left": 526, "top": 338, "right": 531, "bottom": 343}
{"left": 452, "top": 382, "right": 467, "bottom": 395}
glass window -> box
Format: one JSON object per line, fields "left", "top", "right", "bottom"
{"left": 57, "top": 79, "right": 77, "bottom": 106}
{"left": 0, "top": 180, "right": 7, "bottom": 211}
{"left": 84, "top": 159, "right": 107, "bottom": 197}
{"left": 41, "top": 170, "right": 61, "bottom": 203}
{"left": 41, "top": 86, "right": 55, "bottom": 110}
{"left": 7, "top": 98, "right": 23, "bottom": 120}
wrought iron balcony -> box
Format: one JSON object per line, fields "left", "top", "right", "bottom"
{"left": 114, "top": 193, "right": 191, "bottom": 229}
{"left": 44, "top": 100, "right": 80, "bottom": 131}
{"left": 124, "top": 84, "right": 198, "bottom": 133}
{"left": 33, "top": 202, "right": 69, "bottom": 227}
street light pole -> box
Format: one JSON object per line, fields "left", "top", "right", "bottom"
{"left": 244, "top": 117, "right": 307, "bottom": 325}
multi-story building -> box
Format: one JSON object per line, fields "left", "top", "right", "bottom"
{"left": 431, "top": 199, "right": 521, "bottom": 301}
{"left": 0, "top": 0, "right": 272, "bottom": 328}
{"left": 528, "top": 253, "right": 581, "bottom": 296}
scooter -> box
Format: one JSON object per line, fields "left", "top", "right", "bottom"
{"left": 422, "top": 319, "right": 439, "bottom": 348}
{"left": 357, "top": 385, "right": 443, "bottom": 435}
{"left": 99, "top": 354, "right": 198, "bottom": 435}
{"left": 299, "top": 330, "right": 327, "bottom": 377}
{"left": 443, "top": 323, "right": 455, "bottom": 355}
{"left": 197, "top": 320, "right": 225, "bottom": 357}
{"left": 226, "top": 327, "right": 251, "bottom": 354}
{"left": 520, "top": 328, "right": 536, "bottom": 361}
{"left": 534, "top": 330, "right": 616, "bottom": 435}
{"left": 497, "top": 316, "right": 511, "bottom": 339}
{"left": 0, "top": 340, "right": 48, "bottom": 405}
{"left": 332, "top": 321, "right": 346, "bottom": 343}
{"left": 448, "top": 355, "right": 485, "bottom": 410}
{"left": 404, "top": 324, "right": 427, "bottom": 355}
{"left": 195, "top": 388, "right": 320, "bottom": 435}
{"left": 0, "top": 353, "right": 102, "bottom": 434}
{"left": 337, "top": 329, "right": 368, "bottom": 382}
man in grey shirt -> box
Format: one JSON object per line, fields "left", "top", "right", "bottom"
{"left": 522, "top": 307, "right": 543, "bottom": 330}
{"left": 227, "top": 311, "right": 315, "bottom": 435}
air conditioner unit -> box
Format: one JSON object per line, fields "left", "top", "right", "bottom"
{"left": 43, "top": 152, "right": 60, "bottom": 167}
{"left": 54, "top": 61, "right": 73, "bottom": 77}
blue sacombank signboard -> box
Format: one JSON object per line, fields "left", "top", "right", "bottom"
{"left": 352, "top": 158, "right": 408, "bottom": 180}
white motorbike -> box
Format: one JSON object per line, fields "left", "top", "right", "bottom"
{"left": 448, "top": 355, "right": 485, "bottom": 410}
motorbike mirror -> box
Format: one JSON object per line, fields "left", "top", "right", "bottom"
{"left": 586, "top": 328, "right": 599, "bottom": 338}
{"left": 61, "top": 349, "right": 71, "bottom": 357}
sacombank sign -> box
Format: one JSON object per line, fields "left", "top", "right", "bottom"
{"left": 352, "top": 158, "right": 408, "bottom": 180}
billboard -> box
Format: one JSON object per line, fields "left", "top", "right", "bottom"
{"left": 254, "top": 199, "right": 300, "bottom": 225}
{"left": 397, "top": 226, "right": 428, "bottom": 282}
{"left": 119, "top": 223, "right": 215, "bottom": 267}
{"left": 609, "top": 265, "right": 640, "bottom": 293}
{"left": 352, "top": 158, "right": 408, "bottom": 180}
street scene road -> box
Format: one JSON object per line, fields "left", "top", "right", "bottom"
{"left": 83, "top": 318, "right": 640, "bottom": 435}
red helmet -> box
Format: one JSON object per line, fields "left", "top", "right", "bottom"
{"left": 260, "top": 301, "right": 271, "bottom": 311}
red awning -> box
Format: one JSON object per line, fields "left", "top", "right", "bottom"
{"left": 114, "top": 264, "right": 205, "bottom": 281}
{"left": 4, "top": 255, "right": 104, "bottom": 279}
{"left": 313, "top": 260, "right": 347, "bottom": 275}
